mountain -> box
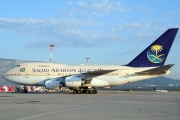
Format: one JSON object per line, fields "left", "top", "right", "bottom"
{"left": 135, "top": 77, "right": 180, "bottom": 85}
{"left": 110, "top": 77, "right": 180, "bottom": 91}
{"left": 0, "top": 58, "right": 26, "bottom": 75}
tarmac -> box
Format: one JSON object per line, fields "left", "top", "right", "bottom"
{"left": 0, "top": 91, "right": 180, "bottom": 120}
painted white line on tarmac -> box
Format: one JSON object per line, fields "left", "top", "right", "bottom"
{"left": 16, "top": 104, "right": 91, "bottom": 120}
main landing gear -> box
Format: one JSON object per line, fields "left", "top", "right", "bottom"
{"left": 72, "top": 87, "right": 97, "bottom": 94}
{"left": 15, "top": 85, "right": 28, "bottom": 93}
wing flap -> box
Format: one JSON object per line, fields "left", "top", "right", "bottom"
{"left": 57, "top": 69, "right": 118, "bottom": 80}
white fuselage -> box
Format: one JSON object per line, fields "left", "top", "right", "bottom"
{"left": 155, "top": 90, "right": 168, "bottom": 92}
{"left": 3, "top": 62, "right": 169, "bottom": 88}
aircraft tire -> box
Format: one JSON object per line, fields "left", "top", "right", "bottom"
{"left": 78, "top": 90, "right": 82, "bottom": 94}
{"left": 91, "top": 90, "right": 97, "bottom": 94}
{"left": 86, "top": 90, "right": 90, "bottom": 94}
{"left": 24, "top": 90, "right": 28, "bottom": 93}
{"left": 73, "top": 90, "right": 77, "bottom": 94}
{"left": 82, "top": 90, "right": 86, "bottom": 93}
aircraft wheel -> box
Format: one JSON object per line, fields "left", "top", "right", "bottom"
{"left": 73, "top": 90, "right": 77, "bottom": 94}
{"left": 78, "top": 90, "right": 82, "bottom": 94}
{"left": 86, "top": 90, "right": 90, "bottom": 94}
{"left": 90, "top": 90, "right": 94, "bottom": 94}
{"left": 24, "top": 90, "right": 28, "bottom": 93}
{"left": 82, "top": 90, "right": 86, "bottom": 93}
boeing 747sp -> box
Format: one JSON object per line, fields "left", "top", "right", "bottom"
{"left": 3, "top": 28, "right": 178, "bottom": 94}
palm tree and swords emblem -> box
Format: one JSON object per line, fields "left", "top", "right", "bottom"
{"left": 147, "top": 44, "right": 165, "bottom": 63}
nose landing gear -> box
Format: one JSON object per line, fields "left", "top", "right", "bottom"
{"left": 23, "top": 85, "right": 28, "bottom": 93}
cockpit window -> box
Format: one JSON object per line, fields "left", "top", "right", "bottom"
{"left": 17, "top": 65, "right": 20, "bottom": 67}
{"left": 20, "top": 68, "right": 25, "bottom": 72}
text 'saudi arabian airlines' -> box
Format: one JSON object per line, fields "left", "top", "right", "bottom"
{"left": 3, "top": 28, "right": 179, "bottom": 94}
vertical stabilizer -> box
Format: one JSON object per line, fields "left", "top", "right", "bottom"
{"left": 127, "top": 28, "right": 178, "bottom": 67}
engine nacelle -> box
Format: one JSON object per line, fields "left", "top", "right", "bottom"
{"left": 45, "top": 79, "right": 60, "bottom": 90}
{"left": 65, "top": 75, "right": 83, "bottom": 87}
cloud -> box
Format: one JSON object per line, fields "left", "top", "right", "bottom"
{"left": 72, "top": 0, "right": 129, "bottom": 17}
{"left": 0, "top": 17, "right": 102, "bottom": 32}
{"left": 0, "top": 17, "right": 125, "bottom": 48}
{"left": 0, "top": 17, "right": 163, "bottom": 48}
{"left": 0, "top": 1, "right": 179, "bottom": 48}
{"left": 0, "top": 1, "right": 133, "bottom": 48}
{"left": 135, "top": 5, "right": 154, "bottom": 13}
{"left": 0, "top": 17, "right": 101, "bottom": 33}
{"left": 118, "top": 23, "right": 151, "bottom": 30}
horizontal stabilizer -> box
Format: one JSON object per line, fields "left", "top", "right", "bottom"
{"left": 135, "top": 64, "right": 174, "bottom": 75}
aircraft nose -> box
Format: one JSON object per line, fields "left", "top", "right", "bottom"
{"left": 2, "top": 73, "right": 7, "bottom": 79}
{"left": 2, "top": 71, "right": 10, "bottom": 81}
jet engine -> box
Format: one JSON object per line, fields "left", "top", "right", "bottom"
{"left": 65, "top": 75, "right": 85, "bottom": 87}
{"left": 45, "top": 79, "right": 61, "bottom": 90}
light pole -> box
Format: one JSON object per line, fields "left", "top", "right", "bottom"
{"left": 86, "top": 58, "right": 90, "bottom": 65}
{"left": 50, "top": 44, "right": 54, "bottom": 63}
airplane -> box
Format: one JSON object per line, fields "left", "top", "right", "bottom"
{"left": 3, "top": 28, "right": 178, "bottom": 94}
{"left": 153, "top": 87, "right": 168, "bottom": 92}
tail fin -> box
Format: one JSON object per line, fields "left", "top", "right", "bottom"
{"left": 127, "top": 28, "right": 178, "bottom": 67}
{"left": 153, "top": 87, "right": 156, "bottom": 91}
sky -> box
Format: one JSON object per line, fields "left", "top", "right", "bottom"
{"left": 0, "top": 0, "right": 180, "bottom": 79}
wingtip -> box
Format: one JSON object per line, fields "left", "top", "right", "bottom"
{"left": 168, "top": 28, "right": 179, "bottom": 30}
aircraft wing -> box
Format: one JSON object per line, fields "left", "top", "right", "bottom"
{"left": 135, "top": 64, "right": 174, "bottom": 75}
{"left": 57, "top": 69, "right": 118, "bottom": 80}
{"left": 82, "top": 69, "right": 118, "bottom": 76}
